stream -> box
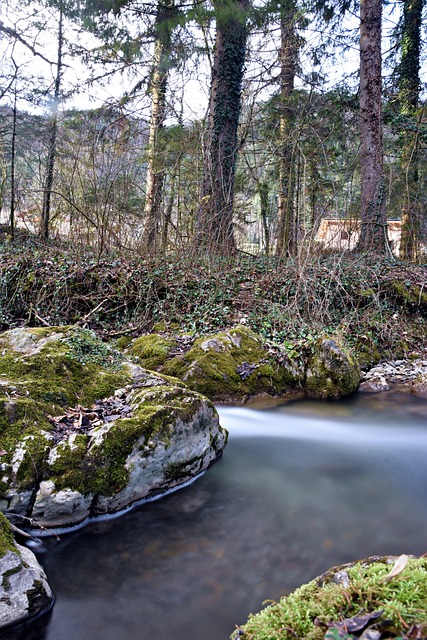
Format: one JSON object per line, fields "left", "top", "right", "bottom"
{"left": 12, "top": 390, "right": 427, "bottom": 640}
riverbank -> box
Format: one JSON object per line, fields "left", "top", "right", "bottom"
{"left": 1, "top": 234, "right": 426, "bottom": 365}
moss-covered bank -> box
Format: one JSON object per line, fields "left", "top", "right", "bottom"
{"left": 233, "top": 556, "right": 427, "bottom": 640}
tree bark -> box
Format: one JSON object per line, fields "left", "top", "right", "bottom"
{"left": 357, "top": 0, "right": 389, "bottom": 253}
{"left": 196, "top": 0, "right": 249, "bottom": 253}
{"left": 398, "top": 0, "right": 424, "bottom": 261}
{"left": 275, "top": 0, "right": 298, "bottom": 258}
{"left": 141, "top": 0, "right": 176, "bottom": 253}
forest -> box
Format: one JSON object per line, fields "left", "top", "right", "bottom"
{"left": 0, "top": 0, "right": 425, "bottom": 257}
{"left": 0, "top": 0, "right": 426, "bottom": 351}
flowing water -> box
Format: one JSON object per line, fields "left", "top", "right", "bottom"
{"left": 12, "top": 391, "right": 427, "bottom": 640}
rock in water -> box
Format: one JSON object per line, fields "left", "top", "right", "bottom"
{"left": 305, "top": 337, "right": 360, "bottom": 399}
{"left": 0, "top": 513, "right": 53, "bottom": 632}
{"left": 0, "top": 327, "right": 227, "bottom": 531}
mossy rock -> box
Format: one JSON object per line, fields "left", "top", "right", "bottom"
{"left": 233, "top": 555, "right": 427, "bottom": 640}
{"left": 305, "top": 337, "right": 360, "bottom": 399}
{"left": 0, "top": 327, "right": 227, "bottom": 530}
{"left": 0, "top": 512, "right": 54, "bottom": 631}
{"left": 129, "top": 334, "right": 178, "bottom": 370}
{"left": 159, "top": 326, "right": 301, "bottom": 402}
{"left": 390, "top": 280, "right": 427, "bottom": 310}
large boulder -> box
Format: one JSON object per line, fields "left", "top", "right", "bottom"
{"left": 304, "top": 337, "right": 360, "bottom": 399}
{"left": 233, "top": 555, "right": 427, "bottom": 640}
{"left": 129, "top": 327, "right": 361, "bottom": 402}
{"left": 0, "top": 327, "right": 227, "bottom": 531}
{"left": 0, "top": 513, "right": 53, "bottom": 632}
{"left": 152, "top": 326, "right": 301, "bottom": 402}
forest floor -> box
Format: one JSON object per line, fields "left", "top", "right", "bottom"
{"left": 1, "top": 225, "right": 427, "bottom": 364}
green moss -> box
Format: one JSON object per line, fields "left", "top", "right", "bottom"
{"left": 130, "top": 334, "right": 177, "bottom": 370}
{"left": 116, "top": 336, "right": 132, "bottom": 350}
{"left": 49, "top": 384, "right": 205, "bottom": 496}
{"left": 2, "top": 565, "right": 23, "bottom": 590}
{"left": 13, "top": 429, "right": 54, "bottom": 488}
{"left": 391, "top": 280, "right": 427, "bottom": 309}
{"left": 0, "top": 328, "right": 132, "bottom": 497}
{"left": 305, "top": 337, "right": 360, "bottom": 399}
{"left": 0, "top": 328, "right": 130, "bottom": 415}
{"left": 0, "top": 512, "right": 18, "bottom": 558}
{"left": 161, "top": 326, "right": 298, "bottom": 401}
{"left": 0, "top": 397, "right": 54, "bottom": 491}
{"left": 235, "top": 557, "right": 427, "bottom": 640}
{"left": 352, "top": 336, "right": 381, "bottom": 370}
{"left": 49, "top": 434, "right": 89, "bottom": 479}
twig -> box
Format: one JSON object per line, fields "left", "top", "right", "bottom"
{"left": 28, "top": 304, "right": 50, "bottom": 326}
{"left": 6, "top": 514, "right": 61, "bottom": 541}
{"left": 8, "top": 522, "right": 40, "bottom": 543}
{"left": 77, "top": 298, "right": 108, "bottom": 326}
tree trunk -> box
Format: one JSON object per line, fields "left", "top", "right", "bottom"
{"left": 398, "top": 0, "right": 424, "bottom": 261}
{"left": 196, "top": 0, "right": 249, "bottom": 253}
{"left": 9, "top": 85, "right": 17, "bottom": 242}
{"left": 141, "top": 0, "right": 176, "bottom": 253}
{"left": 275, "top": 0, "right": 299, "bottom": 258}
{"left": 40, "top": 1, "right": 64, "bottom": 241}
{"left": 357, "top": 0, "right": 389, "bottom": 253}
{"left": 258, "top": 180, "right": 270, "bottom": 256}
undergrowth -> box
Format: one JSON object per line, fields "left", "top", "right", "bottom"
{"left": 0, "top": 233, "right": 426, "bottom": 358}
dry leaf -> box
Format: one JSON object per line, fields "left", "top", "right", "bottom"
{"left": 385, "top": 554, "right": 409, "bottom": 582}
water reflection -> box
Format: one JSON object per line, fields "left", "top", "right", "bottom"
{"left": 23, "top": 392, "right": 427, "bottom": 640}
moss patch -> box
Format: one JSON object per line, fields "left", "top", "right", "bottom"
{"left": 130, "top": 334, "right": 178, "bottom": 370}
{"left": 391, "top": 280, "right": 427, "bottom": 310}
{"left": 0, "top": 327, "right": 132, "bottom": 494}
{"left": 234, "top": 557, "right": 427, "bottom": 640}
{"left": 305, "top": 337, "right": 360, "bottom": 399}
{"left": 0, "top": 512, "right": 17, "bottom": 558}
{"left": 160, "top": 326, "right": 299, "bottom": 401}
{"left": 48, "top": 384, "right": 207, "bottom": 496}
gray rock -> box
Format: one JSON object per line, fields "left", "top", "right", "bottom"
{"left": 0, "top": 531, "right": 53, "bottom": 632}
{"left": 358, "top": 376, "right": 390, "bottom": 393}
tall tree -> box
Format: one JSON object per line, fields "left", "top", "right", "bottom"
{"left": 397, "top": 0, "right": 424, "bottom": 261}
{"left": 357, "top": 0, "right": 390, "bottom": 253}
{"left": 275, "top": 0, "right": 300, "bottom": 258}
{"left": 196, "top": 0, "right": 249, "bottom": 253}
{"left": 141, "top": 0, "right": 177, "bottom": 253}
{"left": 39, "top": 0, "right": 64, "bottom": 240}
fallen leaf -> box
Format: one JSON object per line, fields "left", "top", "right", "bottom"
{"left": 385, "top": 555, "right": 409, "bottom": 582}
{"left": 325, "top": 610, "right": 384, "bottom": 634}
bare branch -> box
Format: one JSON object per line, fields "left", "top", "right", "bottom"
{"left": 0, "top": 19, "right": 55, "bottom": 65}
